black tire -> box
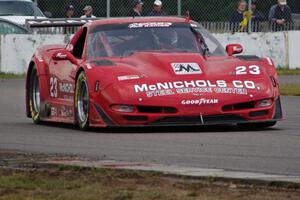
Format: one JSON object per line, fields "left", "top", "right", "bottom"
{"left": 237, "top": 121, "right": 277, "bottom": 129}
{"left": 75, "top": 71, "right": 90, "bottom": 131}
{"left": 29, "top": 66, "right": 41, "bottom": 124}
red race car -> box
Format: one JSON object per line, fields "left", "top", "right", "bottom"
{"left": 26, "top": 17, "right": 283, "bottom": 130}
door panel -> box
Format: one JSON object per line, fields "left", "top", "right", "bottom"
{"left": 48, "top": 58, "right": 76, "bottom": 122}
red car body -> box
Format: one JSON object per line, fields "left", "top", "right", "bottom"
{"left": 26, "top": 17, "right": 283, "bottom": 128}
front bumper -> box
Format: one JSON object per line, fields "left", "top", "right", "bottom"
{"left": 91, "top": 97, "right": 283, "bottom": 127}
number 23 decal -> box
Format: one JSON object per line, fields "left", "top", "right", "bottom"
{"left": 50, "top": 77, "right": 58, "bottom": 98}
{"left": 235, "top": 65, "right": 260, "bottom": 75}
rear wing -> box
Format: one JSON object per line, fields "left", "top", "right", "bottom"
{"left": 25, "top": 16, "right": 184, "bottom": 28}
{"left": 25, "top": 18, "right": 104, "bottom": 34}
{"left": 25, "top": 18, "right": 103, "bottom": 28}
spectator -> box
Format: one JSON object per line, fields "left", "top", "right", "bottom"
{"left": 63, "top": 5, "right": 75, "bottom": 34}
{"left": 81, "top": 5, "right": 96, "bottom": 18}
{"left": 149, "top": 0, "right": 167, "bottom": 16}
{"left": 131, "top": 0, "right": 143, "bottom": 17}
{"left": 64, "top": 5, "right": 75, "bottom": 18}
{"left": 251, "top": 1, "right": 265, "bottom": 22}
{"left": 269, "top": 0, "right": 293, "bottom": 31}
{"left": 230, "top": 0, "right": 247, "bottom": 32}
{"left": 251, "top": 0, "right": 265, "bottom": 31}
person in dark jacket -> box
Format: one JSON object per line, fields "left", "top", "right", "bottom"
{"left": 251, "top": 0, "right": 266, "bottom": 31}
{"left": 230, "top": 0, "right": 247, "bottom": 32}
{"left": 251, "top": 1, "right": 265, "bottom": 22}
{"left": 269, "top": 0, "right": 293, "bottom": 31}
{"left": 149, "top": 0, "right": 167, "bottom": 16}
{"left": 63, "top": 5, "right": 75, "bottom": 34}
{"left": 131, "top": 0, "right": 143, "bottom": 17}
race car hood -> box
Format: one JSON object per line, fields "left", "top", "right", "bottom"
{"left": 91, "top": 52, "right": 274, "bottom": 105}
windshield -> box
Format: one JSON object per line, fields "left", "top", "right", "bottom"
{"left": 0, "top": 1, "right": 44, "bottom": 16}
{"left": 87, "top": 22, "right": 226, "bottom": 58}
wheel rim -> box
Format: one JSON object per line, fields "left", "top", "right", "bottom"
{"left": 77, "top": 80, "right": 89, "bottom": 123}
{"left": 32, "top": 71, "right": 40, "bottom": 113}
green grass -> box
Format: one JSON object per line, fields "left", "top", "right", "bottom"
{"left": 0, "top": 73, "right": 25, "bottom": 79}
{"left": 276, "top": 68, "right": 300, "bottom": 75}
{"left": 0, "top": 166, "right": 299, "bottom": 200}
{"left": 280, "top": 84, "right": 300, "bottom": 96}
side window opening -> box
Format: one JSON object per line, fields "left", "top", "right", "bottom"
{"left": 72, "top": 27, "right": 87, "bottom": 59}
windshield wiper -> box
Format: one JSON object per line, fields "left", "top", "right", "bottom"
{"left": 0, "top": 14, "right": 14, "bottom": 16}
{"left": 190, "top": 27, "right": 210, "bottom": 56}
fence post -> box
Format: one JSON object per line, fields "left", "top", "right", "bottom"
{"left": 34, "top": 0, "right": 37, "bottom": 19}
{"left": 248, "top": 0, "right": 252, "bottom": 33}
{"left": 177, "top": 0, "right": 181, "bottom": 16}
{"left": 107, "top": 0, "right": 111, "bottom": 18}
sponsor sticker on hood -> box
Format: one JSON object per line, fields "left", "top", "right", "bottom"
{"left": 171, "top": 63, "right": 202, "bottom": 75}
{"left": 134, "top": 80, "right": 258, "bottom": 98}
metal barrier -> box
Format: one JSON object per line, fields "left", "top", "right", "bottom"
{"left": 6, "top": 0, "right": 300, "bottom": 34}
{"left": 26, "top": 18, "right": 300, "bottom": 34}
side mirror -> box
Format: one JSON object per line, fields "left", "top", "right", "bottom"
{"left": 52, "top": 50, "right": 78, "bottom": 65}
{"left": 226, "top": 44, "right": 243, "bottom": 56}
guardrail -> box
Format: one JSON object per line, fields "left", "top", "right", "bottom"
{"left": 201, "top": 21, "right": 299, "bottom": 33}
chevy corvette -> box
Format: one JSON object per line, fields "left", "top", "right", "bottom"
{"left": 26, "top": 17, "right": 283, "bottom": 130}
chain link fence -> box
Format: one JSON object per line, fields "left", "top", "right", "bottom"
{"left": 36, "top": 0, "right": 300, "bottom": 20}
{"left": 35, "top": 0, "right": 300, "bottom": 33}
{"left": 1, "top": 0, "right": 299, "bottom": 33}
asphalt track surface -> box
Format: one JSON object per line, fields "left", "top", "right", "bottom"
{"left": 0, "top": 79, "right": 300, "bottom": 176}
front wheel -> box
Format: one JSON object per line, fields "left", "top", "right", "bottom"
{"left": 29, "top": 66, "right": 41, "bottom": 124}
{"left": 75, "top": 71, "right": 90, "bottom": 131}
{"left": 237, "top": 121, "right": 277, "bottom": 129}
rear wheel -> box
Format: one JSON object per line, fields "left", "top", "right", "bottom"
{"left": 29, "top": 66, "right": 41, "bottom": 124}
{"left": 75, "top": 71, "right": 89, "bottom": 131}
{"left": 237, "top": 121, "right": 277, "bottom": 129}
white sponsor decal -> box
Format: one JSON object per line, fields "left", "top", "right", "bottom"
{"left": 59, "top": 82, "right": 74, "bottom": 94}
{"left": 214, "top": 87, "right": 247, "bottom": 95}
{"left": 60, "top": 106, "right": 73, "bottom": 117}
{"left": 129, "top": 22, "right": 172, "bottom": 28}
{"left": 86, "top": 63, "right": 92, "bottom": 69}
{"left": 134, "top": 80, "right": 256, "bottom": 97}
{"left": 181, "top": 99, "right": 218, "bottom": 105}
{"left": 51, "top": 107, "right": 58, "bottom": 116}
{"left": 134, "top": 80, "right": 255, "bottom": 93}
{"left": 171, "top": 63, "right": 202, "bottom": 75}
{"left": 56, "top": 52, "right": 67, "bottom": 59}
{"left": 51, "top": 106, "right": 73, "bottom": 117}
{"left": 118, "top": 75, "right": 141, "bottom": 81}
{"left": 50, "top": 77, "right": 74, "bottom": 98}
{"left": 233, "top": 46, "right": 243, "bottom": 52}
